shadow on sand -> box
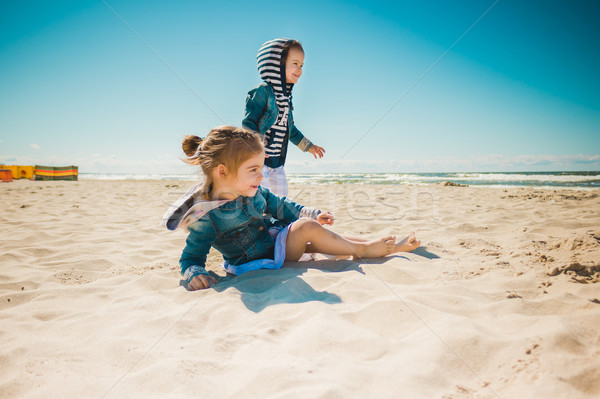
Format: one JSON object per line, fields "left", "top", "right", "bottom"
{"left": 210, "top": 259, "right": 365, "bottom": 313}
{"left": 411, "top": 246, "right": 440, "bottom": 259}
{"left": 181, "top": 247, "right": 440, "bottom": 313}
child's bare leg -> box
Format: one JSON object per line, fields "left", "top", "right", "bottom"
{"left": 298, "top": 228, "right": 420, "bottom": 258}
{"left": 316, "top": 235, "right": 368, "bottom": 259}
{"left": 303, "top": 238, "right": 366, "bottom": 253}
{"left": 286, "top": 219, "right": 363, "bottom": 260}
{"left": 342, "top": 233, "right": 420, "bottom": 252}
{"left": 286, "top": 219, "right": 400, "bottom": 261}
{"left": 336, "top": 234, "right": 367, "bottom": 243}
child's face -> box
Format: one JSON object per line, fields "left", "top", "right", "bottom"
{"left": 229, "top": 152, "right": 265, "bottom": 197}
{"left": 285, "top": 48, "right": 304, "bottom": 84}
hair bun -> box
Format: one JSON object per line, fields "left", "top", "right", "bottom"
{"left": 182, "top": 135, "right": 203, "bottom": 157}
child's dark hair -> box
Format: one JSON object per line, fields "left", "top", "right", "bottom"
{"left": 281, "top": 40, "right": 304, "bottom": 64}
{"left": 182, "top": 126, "right": 264, "bottom": 198}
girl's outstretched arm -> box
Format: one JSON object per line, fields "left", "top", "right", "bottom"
{"left": 180, "top": 219, "right": 217, "bottom": 290}
{"left": 260, "top": 186, "right": 308, "bottom": 223}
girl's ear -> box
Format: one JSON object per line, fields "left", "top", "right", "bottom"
{"left": 216, "top": 164, "right": 228, "bottom": 178}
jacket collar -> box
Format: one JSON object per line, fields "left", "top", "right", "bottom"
{"left": 161, "top": 184, "right": 231, "bottom": 231}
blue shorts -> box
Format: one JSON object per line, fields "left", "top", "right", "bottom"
{"left": 223, "top": 223, "right": 292, "bottom": 276}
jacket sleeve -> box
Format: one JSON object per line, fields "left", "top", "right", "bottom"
{"left": 179, "top": 218, "right": 217, "bottom": 278}
{"left": 242, "top": 85, "right": 268, "bottom": 135}
{"left": 289, "top": 121, "right": 313, "bottom": 152}
{"left": 260, "top": 186, "right": 320, "bottom": 224}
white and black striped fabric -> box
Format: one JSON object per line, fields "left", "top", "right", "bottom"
{"left": 257, "top": 38, "right": 294, "bottom": 161}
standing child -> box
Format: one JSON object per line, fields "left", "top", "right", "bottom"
{"left": 162, "top": 126, "right": 420, "bottom": 291}
{"left": 243, "top": 38, "right": 325, "bottom": 196}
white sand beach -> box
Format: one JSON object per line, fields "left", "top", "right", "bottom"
{"left": 1, "top": 180, "right": 599, "bottom": 398}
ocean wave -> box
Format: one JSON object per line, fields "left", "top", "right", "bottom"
{"left": 447, "top": 172, "right": 600, "bottom": 182}
{"left": 287, "top": 172, "right": 600, "bottom": 188}
{"left": 79, "top": 172, "right": 600, "bottom": 188}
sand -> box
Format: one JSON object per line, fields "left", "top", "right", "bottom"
{"left": 1, "top": 180, "right": 599, "bottom": 398}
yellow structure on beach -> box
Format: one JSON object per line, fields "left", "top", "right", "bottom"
{"left": 0, "top": 165, "right": 78, "bottom": 181}
{"left": 0, "top": 165, "right": 35, "bottom": 180}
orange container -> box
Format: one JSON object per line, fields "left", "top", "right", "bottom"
{"left": 0, "top": 169, "right": 13, "bottom": 182}
{"left": 0, "top": 165, "right": 17, "bottom": 179}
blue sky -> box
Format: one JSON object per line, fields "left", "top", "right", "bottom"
{"left": 1, "top": 0, "right": 599, "bottom": 174}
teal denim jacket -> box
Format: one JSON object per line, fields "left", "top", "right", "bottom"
{"left": 242, "top": 83, "right": 312, "bottom": 167}
{"left": 166, "top": 186, "right": 319, "bottom": 281}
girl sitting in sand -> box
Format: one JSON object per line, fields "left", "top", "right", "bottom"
{"left": 162, "top": 126, "right": 420, "bottom": 291}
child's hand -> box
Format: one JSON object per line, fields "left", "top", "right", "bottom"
{"left": 188, "top": 274, "right": 217, "bottom": 291}
{"left": 317, "top": 211, "right": 334, "bottom": 226}
{"left": 308, "top": 145, "right": 325, "bottom": 159}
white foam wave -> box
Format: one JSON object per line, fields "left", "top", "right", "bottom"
{"left": 79, "top": 172, "right": 599, "bottom": 188}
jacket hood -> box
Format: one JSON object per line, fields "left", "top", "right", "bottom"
{"left": 161, "top": 184, "right": 230, "bottom": 231}
{"left": 257, "top": 38, "right": 294, "bottom": 98}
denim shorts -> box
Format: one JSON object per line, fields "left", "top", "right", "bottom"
{"left": 223, "top": 222, "right": 292, "bottom": 275}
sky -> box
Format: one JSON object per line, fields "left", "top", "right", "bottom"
{"left": 1, "top": 0, "right": 599, "bottom": 174}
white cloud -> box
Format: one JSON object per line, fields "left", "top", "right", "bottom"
{"left": 30, "top": 144, "right": 40, "bottom": 150}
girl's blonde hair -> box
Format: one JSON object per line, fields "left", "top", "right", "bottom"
{"left": 182, "top": 126, "right": 264, "bottom": 198}
{"left": 282, "top": 40, "right": 304, "bottom": 63}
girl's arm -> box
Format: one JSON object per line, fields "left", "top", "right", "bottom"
{"left": 289, "top": 124, "right": 312, "bottom": 151}
{"left": 290, "top": 121, "right": 325, "bottom": 158}
{"left": 242, "top": 84, "right": 268, "bottom": 134}
{"left": 260, "top": 186, "right": 320, "bottom": 225}
{"left": 179, "top": 218, "right": 217, "bottom": 289}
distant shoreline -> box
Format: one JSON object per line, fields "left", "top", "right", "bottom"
{"left": 76, "top": 171, "right": 600, "bottom": 189}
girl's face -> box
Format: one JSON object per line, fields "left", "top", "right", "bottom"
{"left": 228, "top": 152, "right": 265, "bottom": 197}
{"left": 285, "top": 48, "right": 304, "bottom": 84}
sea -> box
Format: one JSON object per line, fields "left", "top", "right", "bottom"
{"left": 79, "top": 171, "right": 600, "bottom": 189}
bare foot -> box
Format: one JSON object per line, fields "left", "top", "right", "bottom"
{"left": 358, "top": 236, "right": 397, "bottom": 258}
{"left": 394, "top": 232, "right": 420, "bottom": 252}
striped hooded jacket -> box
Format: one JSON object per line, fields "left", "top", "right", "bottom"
{"left": 243, "top": 38, "right": 313, "bottom": 168}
